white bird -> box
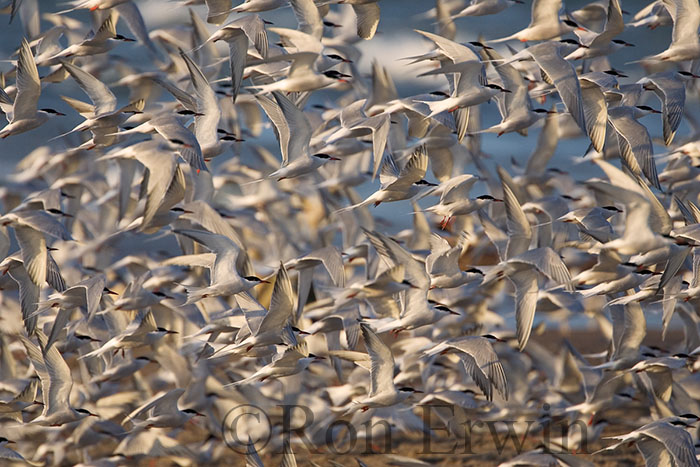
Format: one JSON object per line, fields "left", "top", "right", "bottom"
{"left": 0, "top": 39, "right": 64, "bottom": 139}
{"left": 225, "top": 341, "right": 322, "bottom": 386}
{"left": 596, "top": 418, "right": 700, "bottom": 467}
{"left": 264, "top": 92, "right": 340, "bottom": 180}
{"left": 489, "top": 0, "right": 584, "bottom": 43}
{"left": 173, "top": 229, "right": 268, "bottom": 304}
{"left": 0, "top": 209, "right": 72, "bottom": 287}
{"left": 247, "top": 52, "right": 350, "bottom": 94}
{"left": 638, "top": 70, "right": 699, "bottom": 146}
{"left": 424, "top": 334, "right": 508, "bottom": 401}
{"left": 123, "top": 388, "right": 203, "bottom": 428}
{"left": 338, "top": 146, "right": 435, "bottom": 211}
{"left": 453, "top": 0, "right": 524, "bottom": 18}
{"left": 639, "top": 0, "right": 700, "bottom": 62}
{"left": 566, "top": 0, "right": 627, "bottom": 60}
{"left": 54, "top": 60, "right": 144, "bottom": 149}
{"left": 80, "top": 310, "right": 177, "bottom": 360}
{"left": 426, "top": 233, "right": 484, "bottom": 289}
{"left": 223, "top": 263, "right": 297, "bottom": 353}
{"left": 345, "top": 324, "right": 423, "bottom": 414}
{"left": 20, "top": 331, "right": 98, "bottom": 426}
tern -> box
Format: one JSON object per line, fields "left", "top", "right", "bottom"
{"left": 0, "top": 39, "right": 64, "bottom": 139}
{"left": 20, "top": 331, "right": 98, "bottom": 426}
{"left": 344, "top": 324, "right": 423, "bottom": 414}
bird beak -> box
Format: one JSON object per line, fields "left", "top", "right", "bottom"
{"left": 259, "top": 279, "right": 271, "bottom": 284}
{"left": 494, "top": 198, "right": 504, "bottom": 202}
{"left": 448, "top": 310, "right": 460, "bottom": 315}
{"left": 56, "top": 111, "right": 66, "bottom": 116}
{"left": 297, "top": 329, "right": 310, "bottom": 335}
{"left": 105, "top": 288, "right": 118, "bottom": 295}
{"left": 624, "top": 42, "right": 635, "bottom": 47}
{"left": 166, "top": 330, "right": 179, "bottom": 335}
{"left": 330, "top": 156, "right": 341, "bottom": 161}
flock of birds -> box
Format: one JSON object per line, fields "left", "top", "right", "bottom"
{"left": 3, "top": 0, "right": 700, "bottom": 465}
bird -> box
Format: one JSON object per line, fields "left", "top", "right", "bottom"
{"left": 337, "top": 146, "right": 435, "bottom": 211}
{"left": 423, "top": 334, "right": 508, "bottom": 401}
{"left": 123, "top": 388, "right": 203, "bottom": 428}
{"left": 344, "top": 324, "right": 423, "bottom": 414}
{"left": 20, "top": 331, "right": 99, "bottom": 426}
{"left": 0, "top": 39, "right": 65, "bottom": 138}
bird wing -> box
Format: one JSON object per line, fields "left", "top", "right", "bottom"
{"left": 180, "top": 50, "right": 221, "bottom": 151}
{"left": 387, "top": 145, "right": 429, "bottom": 191}
{"left": 414, "top": 29, "right": 481, "bottom": 63}
{"left": 364, "top": 229, "right": 430, "bottom": 289}
{"left": 12, "top": 39, "right": 41, "bottom": 122}
{"left": 226, "top": 28, "right": 249, "bottom": 102}
{"left": 14, "top": 225, "right": 46, "bottom": 287}
{"left": 579, "top": 81, "right": 607, "bottom": 153}
{"left": 353, "top": 3, "right": 380, "bottom": 40}
{"left": 440, "top": 174, "right": 479, "bottom": 204}
{"left": 8, "top": 261, "right": 40, "bottom": 335}
{"left": 530, "top": 0, "right": 563, "bottom": 27}
{"left": 510, "top": 247, "right": 573, "bottom": 290}
{"left": 257, "top": 264, "right": 295, "bottom": 336}
{"left": 60, "top": 60, "right": 117, "bottom": 116}
{"left": 18, "top": 332, "right": 49, "bottom": 410}
{"left": 39, "top": 330, "right": 74, "bottom": 417}
{"left": 452, "top": 336, "right": 508, "bottom": 401}
{"left": 528, "top": 42, "right": 586, "bottom": 135}
{"left": 509, "top": 268, "right": 539, "bottom": 351}
{"left": 290, "top": 0, "right": 323, "bottom": 40}
{"left": 642, "top": 422, "right": 699, "bottom": 467}
{"left": 173, "top": 229, "right": 241, "bottom": 285}
{"left": 500, "top": 170, "right": 532, "bottom": 259}
{"left": 256, "top": 93, "right": 291, "bottom": 165}
{"left": 361, "top": 323, "right": 395, "bottom": 396}
{"left": 648, "top": 76, "right": 685, "bottom": 146}
{"left": 590, "top": 0, "right": 624, "bottom": 47}
{"left": 666, "top": 0, "right": 700, "bottom": 46}
{"left": 274, "top": 92, "right": 312, "bottom": 163}
{"left": 305, "top": 246, "right": 345, "bottom": 287}
{"left": 127, "top": 388, "right": 185, "bottom": 421}
{"left": 426, "top": 234, "right": 460, "bottom": 276}
{"left": 608, "top": 108, "right": 660, "bottom": 189}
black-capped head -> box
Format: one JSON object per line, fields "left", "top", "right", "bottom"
{"left": 635, "top": 105, "right": 661, "bottom": 114}
{"left": 414, "top": 179, "right": 437, "bottom": 186}
{"left": 156, "top": 327, "right": 178, "bottom": 334}
{"left": 465, "top": 267, "right": 484, "bottom": 275}
{"left": 114, "top": 34, "right": 135, "bottom": 42}
{"left": 562, "top": 18, "right": 581, "bottom": 29}
{"left": 602, "top": 205, "right": 623, "bottom": 212}
{"left": 612, "top": 39, "right": 634, "bottom": 47}
{"left": 323, "top": 70, "right": 351, "bottom": 81}
{"left": 312, "top": 153, "right": 340, "bottom": 161}
{"left": 325, "top": 53, "right": 352, "bottom": 63}
{"left": 603, "top": 69, "right": 628, "bottom": 78}
{"left": 485, "top": 83, "right": 511, "bottom": 93}
{"left": 398, "top": 387, "right": 423, "bottom": 393}
{"left": 76, "top": 408, "right": 98, "bottom": 417}
{"left": 40, "top": 108, "right": 66, "bottom": 116}
{"left": 468, "top": 41, "right": 492, "bottom": 50}
{"left": 244, "top": 275, "right": 270, "bottom": 284}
